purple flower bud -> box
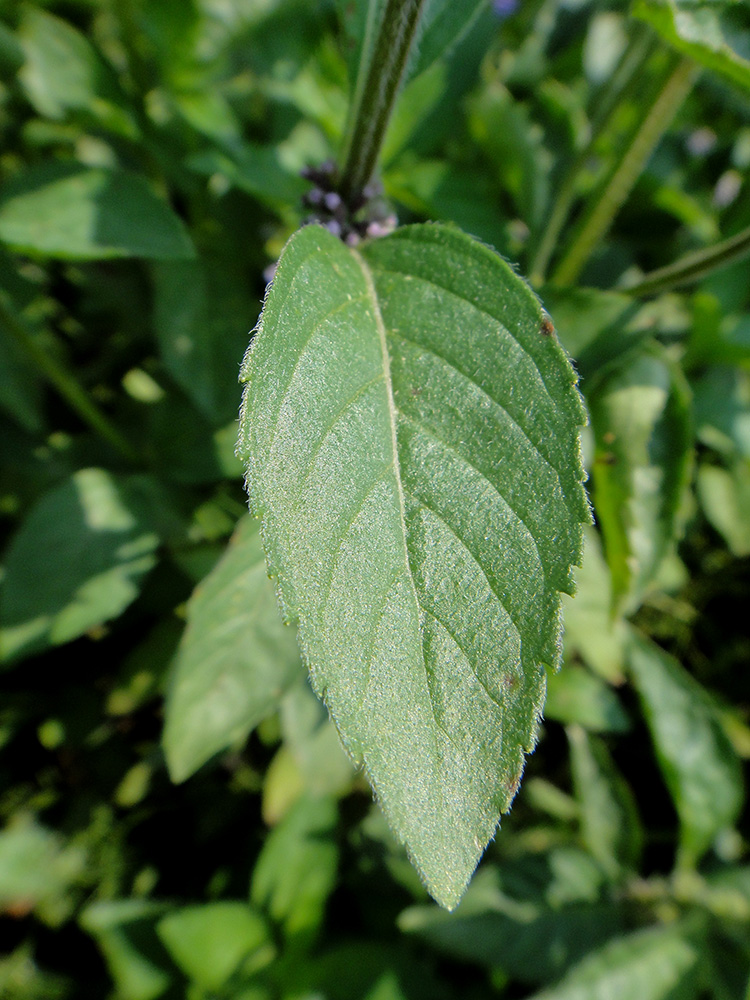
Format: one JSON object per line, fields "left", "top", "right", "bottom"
{"left": 324, "top": 191, "right": 342, "bottom": 211}
{"left": 492, "top": 0, "right": 518, "bottom": 19}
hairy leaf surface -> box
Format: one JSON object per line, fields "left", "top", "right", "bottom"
{"left": 238, "top": 223, "right": 588, "bottom": 908}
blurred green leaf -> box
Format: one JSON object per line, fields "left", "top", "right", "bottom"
{"left": 692, "top": 366, "right": 750, "bottom": 459}
{"left": 633, "top": 0, "right": 750, "bottom": 93}
{"left": 568, "top": 726, "right": 643, "bottom": 879}
{"left": 251, "top": 795, "right": 338, "bottom": 947}
{"left": 80, "top": 901, "right": 173, "bottom": 1000}
{"left": 17, "top": 7, "right": 137, "bottom": 136}
{"left": 698, "top": 460, "right": 750, "bottom": 556}
{"left": 163, "top": 515, "right": 303, "bottom": 783}
{"left": 0, "top": 469, "right": 163, "bottom": 665}
{"left": 546, "top": 666, "right": 629, "bottom": 733}
{"left": 627, "top": 631, "right": 743, "bottom": 868}
{"left": 562, "top": 526, "right": 627, "bottom": 684}
{"left": 589, "top": 344, "right": 692, "bottom": 611}
{"left": 398, "top": 860, "right": 625, "bottom": 984}
{"left": 525, "top": 919, "right": 704, "bottom": 1000}
{"left": 0, "top": 163, "right": 195, "bottom": 261}
{"left": 0, "top": 817, "right": 86, "bottom": 920}
{"left": 156, "top": 902, "right": 270, "bottom": 990}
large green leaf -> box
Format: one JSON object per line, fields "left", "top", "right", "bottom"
{"left": 698, "top": 460, "right": 750, "bottom": 557}
{"left": 0, "top": 163, "right": 194, "bottom": 261}
{"left": 0, "top": 469, "right": 162, "bottom": 665}
{"left": 162, "top": 515, "right": 303, "bottom": 783}
{"left": 238, "top": 223, "right": 588, "bottom": 908}
{"left": 627, "top": 632, "right": 743, "bottom": 868}
{"left": 589, "top": 344, "right": 692, "bottom": 612}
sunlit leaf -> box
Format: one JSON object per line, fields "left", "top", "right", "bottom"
{"left": 238, "top": 223, "right": 588, "bottom": 908}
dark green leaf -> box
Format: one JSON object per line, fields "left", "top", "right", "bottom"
{"left": 163, "top": 515, "right": 303, "bottom": 783}
{"left": 0, "top": 469, "right": 162, "bottom": 665}
{"left": 627, "top": 632, "right": 743, "bottom": 867}
{"left": 525, "top": 920, "right": 705, "bottom": 1000}
{"left": 0, "top": 163, "right": 195, "bottom": 261}
{"left": 238, "top": 222, "right": 588, "bottom": 908}
{"left": 568, "top": 726, "right": 643, "bottom": 878}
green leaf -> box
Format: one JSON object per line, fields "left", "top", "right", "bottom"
{"left": 163, "top": 515, "right": 303, "bottom": 783}
{"left": 80, "top": 901, "right": 174, "bottom": 1000}
{"left": 633, "top": 0, "right": 750, "bottom": 94}
{"left": 698, "top": 460, "right": 750, "bottom": 556}
{"left": 562, "top": 526, "right": 627, "bottom": 684}
{"left": 17, "top": 7, "right": 137, "bottom": 136}
{"left": 0, "top": 163, "right": 195, "bottom": 261}
{"left": 0, "top": 816, "right": 86, "bottom": 919}
{"left": 156, "top": 903, "right": 270, "bottom": 991}
{"left": 627, "top": 632, "right": 744, "bottom": 868}
{"left": 589, "top": 344, "right": 692, "bottom": 611}
{"left": 0, "top": 469, "right": 162, "bottom": 665}
{"left": 251, "top": 795, "right": 338, "bottom": 947}
{"left": 568, "top": 726, "right": 643, "bottom": 879}
{"left": 525, "top": 920, "right": 704, "bottom": 1000}
{"left": 545, "top": 667, "right": 629, "bottom": 734}
{"left": 398, "top": 860, "right": 626, "bottom": 984}
{"left": 238, "top": 223, "right": 588, "bottom": 908}
{"left": 279, "top": 680, "right": 356, "bottom": 799}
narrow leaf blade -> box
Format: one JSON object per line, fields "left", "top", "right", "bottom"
{"left": 238, "top": 223, "right": 588, "bottom": 908}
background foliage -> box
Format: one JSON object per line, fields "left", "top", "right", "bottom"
{"left": 0, "top": 0, "right": 749, "bottom": 997}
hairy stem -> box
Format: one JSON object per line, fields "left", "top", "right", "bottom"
{"left": 338, "top": 0, "right": 428, "bottom": 207}
{"left": 620, "top": 223, "right": 750, "bottom": 297}
{"left": 0, "top": 299, "right": 139, "bottom": 462}
{"left": 551, "top": 56, "right": 696, "bottom": 287}
{"left": 529, "top": 24, "right": 656, "bottom": 284}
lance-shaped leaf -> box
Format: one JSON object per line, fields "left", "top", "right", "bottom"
{"left": 238, "top": 223, "right": 588, "bottom": 909}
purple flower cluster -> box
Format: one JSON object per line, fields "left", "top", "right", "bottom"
{"left": 301, "top": 161, "right": 397, "bottom": 245}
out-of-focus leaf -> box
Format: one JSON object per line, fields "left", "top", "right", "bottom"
{"left": 541, "top": 287, "right": 645, "bottom": 385}
{"left": 80, "top": 901, "right": 173, "bottom": 1000}
{"left": 562, "top": 527, "right": 627, "bottom": 684}
{"left": 163, "top": 515, "right": 303, "bottom": 783}
{"left": 151, "top": 249, "right": 258, "bottom": 424}
{"left": 589, "top": 344, "right": 692, "bottom": 611}
{"left": 525, "top": 920, "right": 705, "bottom": 1000}
{"left": 156, "top": 903, "right": 270, "bottom": 991}
{"left": 568, "top": 726, "right": 643, "bottom": 879}
{"left": 0, "top": 163, "right": 194, "bottom": 261}
{"left": 628, "top": 632, "right": 744, "bottom": 868}
{"left": 398, "top": 861, "right": 625, "bottom": 984}
{"left": 468, "top": 82, "right": 551, "bottom": 230}
{"left": 0, "top": 313, "right": 44, "bottom": 434}
{"left": 0, "top": 817, "right": 86, "bottom": 920}
{"left": 238, "top": 222, "right": 588, "bottom": 909}
{"left": 279, "top": 680, "right": 356, "bottom": 799}
{"left": 251, "top": 795, "right": 338, "bottom": 947}
{"left": 546, "top": 667, "right": 629, "bottom": 733}
{"left": 698, "top": 460, "right": 750, "bottom": 556}
{"left": 692, "top": 366, "right": 750, "bottom": 459}
{"left": 633, "top": 0, "right": 750, "bottom": 93}
{"left": 0, "top": 469, "right": 163, "bottom": 665}
{"left": 17, "top": 7, "right": 137, "bottom": 136}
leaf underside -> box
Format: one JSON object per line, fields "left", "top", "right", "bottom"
{"left": 238, "top": 223, "right": 588, "bottom": 909}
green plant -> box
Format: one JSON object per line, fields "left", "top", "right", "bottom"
{"left": 0, "top": 0, "right": 749, "bottom": 997}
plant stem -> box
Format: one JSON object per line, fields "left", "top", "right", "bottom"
{"left": 619, "top": 223, "right": 750, "bottom": 297}
{"left": 551, "top": 56, "right": 696, "bottom": 287}
{"left": 0, "top": 299, "right": 139, "bottom": 462}
{"left": 338, "top": 0, "right": 428, "bottom": 207}
{"left": 529, "top": 24, "right": 656, "bottom": 285}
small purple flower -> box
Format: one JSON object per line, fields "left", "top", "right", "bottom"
{"left": 492, "top": 0, "right": 518, "bottom": 19}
